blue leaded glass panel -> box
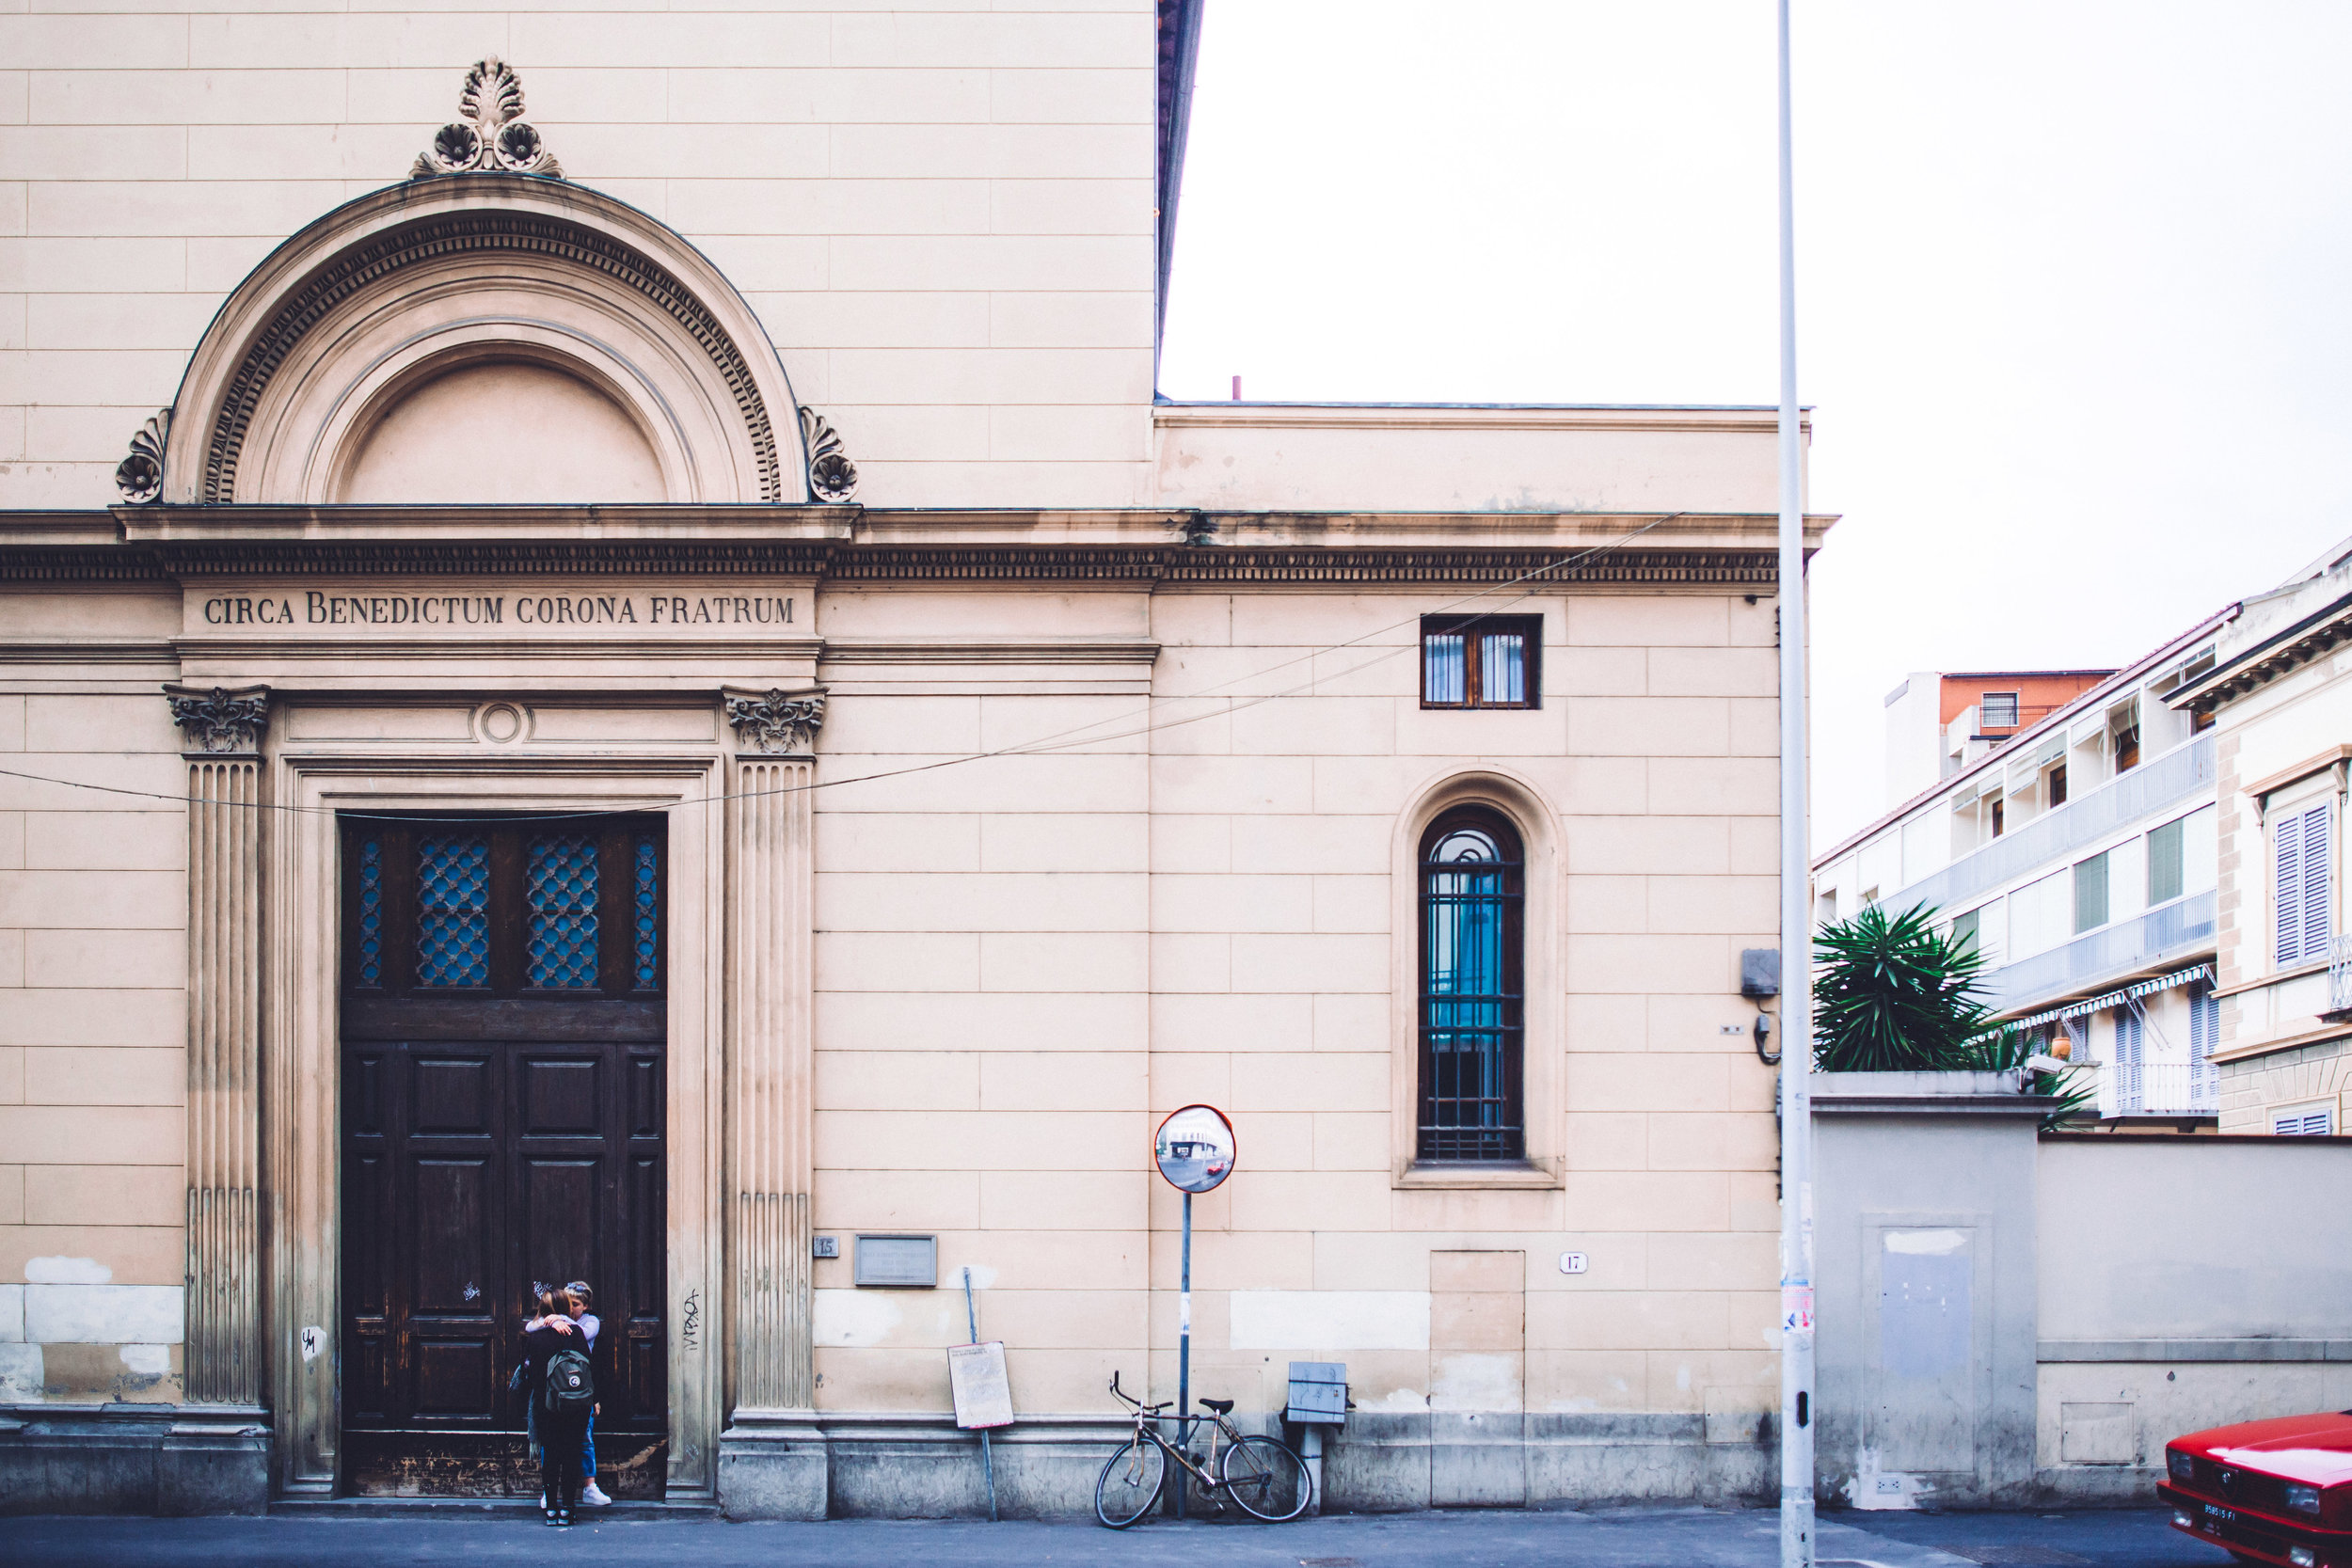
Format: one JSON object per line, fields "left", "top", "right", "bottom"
{"left": 356, "top": 837, "right": 384, "bottom": 987}
{"left": 416, "top": 835, "right": 490, "bottom": 987}
{"left": 632, "top": 835, "right": 660, "bottom": 990}
{"left": 528, "top": 834, "right": 600, "bottom": 989}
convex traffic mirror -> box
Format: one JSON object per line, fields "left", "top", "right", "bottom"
{"left": 1153, "top": 1104, "right": 1236, "bottom": 1194}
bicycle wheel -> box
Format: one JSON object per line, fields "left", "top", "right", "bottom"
{"left": 1094, "top": 1435, "right": 1167, "bottom": 1528}
{"left": 1219, "top": 1433, "right": 1311, "bottom": 1521}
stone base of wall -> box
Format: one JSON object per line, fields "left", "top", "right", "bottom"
{"left": 0, "top": 1404, "right": 268, "bottom": 1515}
{"left": 715, "top": 1409, "right": 829, "bottom": 1520}
{"left": 0, "top": 1404, "right": 1775, "bottom": 1517}
{"left": 792, "top": 1410, "right": 1773, "bottom": 1518}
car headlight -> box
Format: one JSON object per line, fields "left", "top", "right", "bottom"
{"left": 2285, "top": 1481, "right": 2321, "bottom": 1517}
{"left": 2168, "top": 1449, "right": 2196, "bottom": 1483}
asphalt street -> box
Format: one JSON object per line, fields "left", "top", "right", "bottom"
{"left": 0, "top": 1505, "right": 2233, "bottom": 1567}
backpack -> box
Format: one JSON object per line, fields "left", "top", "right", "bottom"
{"left": 544, "top": 1345, "right": 595, "bottom": 1416}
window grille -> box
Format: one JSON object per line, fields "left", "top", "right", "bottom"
{"left": 1418, "top": 808, "right": 1525, "bottom": 1162}
{"left": 526, "top": 834, "right": 600, "bottom": 989}
{"left": 633, "top": 834, "right": 661, "bottom": 990}
{"left": 416, "top": 835, "right": 491, "bottom": 987}
{"left": 1421, "top": 617, "right": 1541, "bottom": 709}
{"left": 1980, "top": 691, "right": 2020, "bottom": 728}
{"left": 356, "top": 837, "right": 384, "bottom": 987}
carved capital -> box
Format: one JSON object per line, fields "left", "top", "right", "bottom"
{"left": 723, "top": 687, "right": 825, "bottom": 756}
{"left": 409, "top": 57, "right": 564, "bottom": 180}
{"left": 165, "top": 683, "right": 271, "bottom": 757}
{"left": 797, "top": 406, "right": 859, "bottom": 503}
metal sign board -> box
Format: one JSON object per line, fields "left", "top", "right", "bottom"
{"left": 948, "top": 1340, "right": 1015, "bottom": 1430}
{"left": 854, "top": 1233, "right": 936, "bottom": 1288}
{"left": 1153, "top": 1103, "right": 1236, "bottom": 1193}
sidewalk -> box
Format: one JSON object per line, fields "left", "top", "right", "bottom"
{"left": 0, "top": 1504, "right": 2229, "bottom": 1567}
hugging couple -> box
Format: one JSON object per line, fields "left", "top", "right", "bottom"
{"left": 519, "top": 1279, "right": 611, "bottom": 1526}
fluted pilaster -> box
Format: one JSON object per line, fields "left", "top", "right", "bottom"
{"left": 168, "top": 685, "right": 269, "bottom": 1408}
{"left": 723, "top": 689, "right": 820, "bottom": 1412}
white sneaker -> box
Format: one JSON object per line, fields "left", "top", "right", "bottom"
{"left": 581, "top": 1481, "right": 612, "bottom": 1507}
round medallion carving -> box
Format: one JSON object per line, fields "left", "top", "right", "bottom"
{"left": 478, "top": 703, "right": 526, "bottom": 744}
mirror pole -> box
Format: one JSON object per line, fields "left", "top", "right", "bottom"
{"left": 1176, "top": 1187, "right": 1193, "bottom": 1519}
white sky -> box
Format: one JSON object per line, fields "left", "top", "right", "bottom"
{"left": 1157, "top": 1, "right": 2352, "bottom": 847}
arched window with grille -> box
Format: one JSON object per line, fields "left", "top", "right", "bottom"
{"left": 1418, "top": 806, "right": 1526, "bottom": 1162}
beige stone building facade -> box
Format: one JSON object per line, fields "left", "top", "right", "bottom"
{"left": 0, "top": 7, "right": 1822, "bottom": 1514}
{"left": 2176, "top": 536, "right": 2351, "bottom": 1134}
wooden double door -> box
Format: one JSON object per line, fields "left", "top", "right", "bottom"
{"left": 339, "top": 815, "right": 669, "bottom": 1497}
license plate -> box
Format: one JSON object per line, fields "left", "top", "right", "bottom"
{"left": 2204, "top": 1504, "right": 2237, "bottom": 1528}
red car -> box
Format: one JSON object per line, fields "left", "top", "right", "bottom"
{"left": 2162, "top": 1412, "right": 2352, "bottom": 1566}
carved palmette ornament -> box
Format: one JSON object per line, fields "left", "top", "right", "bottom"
{"left": 409, "top": 57, "right": 564, "bottom": 180}
{"left": 164, "top": 684, "right": 271, "bottom": 756}
{"left": 723, "top": 688, "right": 826, "bottom": 755}
{"left": 798, "top": 406, "right": 860, "bottom": 503}
{"left": 115, "top": 408, "right": 171, "bottom": 504}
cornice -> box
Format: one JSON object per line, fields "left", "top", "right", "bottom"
{"left": 2176, "top": 593, "right": 2352, "bottom": 714}
{"left": 2, "top": 511, "right": 1796, "bottom": 587}
{"left": 1151, "top": 402, "right": 1811, "bottom": 436}
{"left": 151, "top": 542, "right": 840, "bottom": 578}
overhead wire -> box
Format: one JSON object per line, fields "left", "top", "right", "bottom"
{"left": 0, "top": 509, "right": 1718, "bottom": 824}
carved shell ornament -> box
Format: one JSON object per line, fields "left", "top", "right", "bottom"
{"left": 115, "top": 408, "right": 170, "bottom": 503}
{"left": 799, "top": 406, "right": 860, "bottom": 503}
{"left": 410, "top": 57, "right": 564, "bottom": 180}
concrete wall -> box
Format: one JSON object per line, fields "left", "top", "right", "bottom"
{"left": 2034, "top": 1133, "right": 2352, "bottom": 1503}
{"left": 1812, "top": 1077, "right": 2042, "bottom": 1513}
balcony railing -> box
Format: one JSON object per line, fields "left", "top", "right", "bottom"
{"left": 2331, "top": 936, "right": 2352, "bottom": 1017}
{"left": 2097, "top": 1059, "right": 2218, "bottom": 1118}
{"left": 1981, "top": 890, "right": 2217, "bottom": 1013}
{"left": 1865, "top": 733, "right": 2214, "bottom": 922}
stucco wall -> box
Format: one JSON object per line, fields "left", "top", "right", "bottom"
{"left": 0, "top": 610, "right": 189, "bottom": 1407}
{"left": 0, "top": 4, "right": 1158, "bottom": 510}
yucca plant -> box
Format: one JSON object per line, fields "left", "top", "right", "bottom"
{"left": 1811, "top": 902, "right": 2090, "bottom": 1128}
{"left": 1812, "top": 903, "right": 1992, "bottom": 1071}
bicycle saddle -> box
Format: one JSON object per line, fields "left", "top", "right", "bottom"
{"left": 1199, "top": 1397, "right": 1234, "bottom": 1414}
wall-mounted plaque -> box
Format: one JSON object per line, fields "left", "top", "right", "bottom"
{"left": 854, "top": 1234, "right": 936, "bottom": 1288}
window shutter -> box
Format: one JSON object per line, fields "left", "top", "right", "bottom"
{"left": 2277, "top": 809, "right": 2307, "bottom": 965}
{"left": 2300, "top": 804, "right": 2332, "bottom": 960}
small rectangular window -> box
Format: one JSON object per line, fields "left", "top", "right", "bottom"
{"left": 2074, "top": 852, "right": 2109, "bottom": 934}
{"left": 2274, "top": 1105, "right": 2335, "bottom": 1137}
{"left": 1980, "top": 691, "right": 2020, "bottom": 728}
{"left": 2148, "top": 818, "right": 2184, "bottom": 904}
{"left": 2048, "top": 763, "right": 2069, "bottom": 808}
{"left": 1422, "top": 616, "right": 1541, "bottom": 709}
{"left": 2113, "top": 726, "right": 2140, "bottom": 772}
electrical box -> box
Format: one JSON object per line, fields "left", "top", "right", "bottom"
{"left": 1740, "top": 948, "right": 1781, "bottom": 999}
{"left": 853, "top": 1234, "right": 936, "bottom": 1288}
{"left": 1286, "top": 1361, "right": 1347, "bottom": 1426}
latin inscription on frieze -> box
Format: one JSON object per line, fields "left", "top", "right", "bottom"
{"left": 186, "top": 587, "right": 801, "bottom": 637}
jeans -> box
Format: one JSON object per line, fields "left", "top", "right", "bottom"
{"left": 581, "top": 1410, "right": 597, "bottom": 1483}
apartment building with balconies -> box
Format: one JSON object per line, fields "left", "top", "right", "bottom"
{"left": 2169, "top": 535, "right": 2351, "bottom": 1134}
{"left": 1818, "top": 635, "right": 2228, "bottom": 1123}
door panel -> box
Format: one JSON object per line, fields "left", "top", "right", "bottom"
{"left": 340, "top": 815, "right": 669, "bottom": 1498}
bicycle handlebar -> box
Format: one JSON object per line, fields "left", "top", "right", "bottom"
{"left": 1107, "top": 1371, "right": 1171, "bottom": 1414}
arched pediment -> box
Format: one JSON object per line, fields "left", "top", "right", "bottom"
{"left": 151, "top": 175, "right": 813, "bottom": 506}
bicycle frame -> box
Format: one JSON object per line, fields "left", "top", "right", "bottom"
{"left": 1108, "top": 1375, "right": 1240, "bottom": 1497}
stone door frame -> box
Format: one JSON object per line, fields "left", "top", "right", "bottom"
{"left": 264, "top": 749, "right": 730, "bottom": 1498}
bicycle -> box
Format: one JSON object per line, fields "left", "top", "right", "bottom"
{"left": 1094, "top": 1371, "right": 1312, "bottom": 1528}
